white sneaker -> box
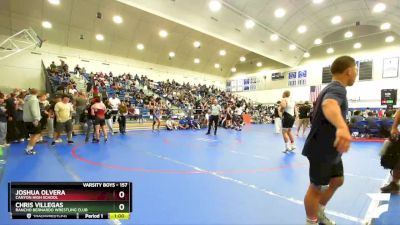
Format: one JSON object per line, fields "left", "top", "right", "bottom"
{"left": 55, "top": 139, "right": 63, "bottom": 143}
{"left": 0, "top": 143, "right": 10, "bottom": 148}
{"left": 305, "top": 220, "right": 318, "bottom": 225}
{"left": 290, "top": 144, "right": 296, "bottom": 150}
{"left": 318, "top": 208, "right": 336, "bottom": 225}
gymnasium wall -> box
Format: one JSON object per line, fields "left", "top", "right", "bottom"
{"left": 0, "top": 35, "right": 226, "bottom": 93}
{"left": 232, "top": 46, "right": 400, "bottom": 108}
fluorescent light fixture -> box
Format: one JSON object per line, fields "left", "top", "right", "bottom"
{"left": 256, "top": 62, "right": 262, "bottom": 67}
{"left": 159, "top": 30, "right": 168, "bottom": 38}
{"left": 326, "top": 47, "right": 334, "bottom": 54}
{"left": 245, "top": 19, "right": 255, "bottom": 29}
{"left": 193, "top": 41, "right": 201, "bottom": 48}
{"left": 373, "top": 3, "right": 386, "bottom": 13}
{"left": 239, "top": 56, "right": 246, "bottom": 62}
{"left": 274, "top": 8, "right": 286, "bottom": 18}
{"left": 48, "top": 0, "right": 60, "bottom": 5}
{"left": 297, "top": 25, "right": 307, "bottom": 33}
{"left": 209, "top": 0, "right": 222, "bottom": 12}
{"left": 380, "top": 22, "right": 391, "bottom": 30}
{"left": 289, "top": 44, "right": 296, "bottom": 50}
{"left": 168, "top": 52, "right": 175, "bottom": 58}
{"left": 270, "top": 34, "right": 279, "bottom": 41}
{"left": 194, "top": 58, "right": 200, "bottom": 64}
{"left": 303, "top": 52, "right": 310, "bottom": 58}
{"left": 385, "top": 36, "right": 394, "bottom": 43}
{"left": 219, "top": 50, "right": 226, "bottom": 56}
{"left": 331, "top": 16, "right": 342, "bottom": 25}
{"left": 214, "top": 63, "right": 220, "bottom": 68}
{"left": 313, "top": 0, "right": 324, "bottom": 4}
{"left": 95, "top": 34, "right": 104, "bottom": 41}
{"left": 231, "top": 68, "right": 237, "bottom": 72}
{"left": 137, "top": 43, "right": 144, "bottom": 50}
{"left": 314, "top": 38, "right": 322, "bottom": 45}
{"left": 353, "top": 43, "right": 362, "bottom": 49}
{"left": 344, "top": 31, "right": 353, "bottom": 38}
{"left": 42, "top": 21, "right": 52, "bottom": 29}
{"left": 113, "top": 15, "right": 123, "bottom": 24}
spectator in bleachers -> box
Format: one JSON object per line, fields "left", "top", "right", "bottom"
{"left": 380, "top": 110, "right": 394, "bottom": 137}
{"left": 350, "top": 110, "right": 364, "bottom": 128}
{"left": 0, "top": 93, "right": 9, "bottom": 148}
{"left": 366, "top": 111, "right": 378, "bottom": 129}
{"left": 6, "top": 92, "right": 18, "bottom": 143}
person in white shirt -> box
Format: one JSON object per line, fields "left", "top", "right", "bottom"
{"left": 233, "top": 105, "right": 243, "bottom": 131}
{"left": 108, "top": 94, "right": 121, "bottom": 123}
{"left": 280, "top": 90, "right": 296, "bottom": 153}
{"left": 206, "top": 99, "right": 222, "bottom": 135}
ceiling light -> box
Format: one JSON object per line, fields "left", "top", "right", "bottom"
{"left": 326, "top": 47, "right": 334, "bottom": 54}
{"left": 303, "top": 52, "right": 310, "bottom": 58}
{"left": 239, "top": 56, "right": 246, "bottom": 62}
{"left": 373, "top": 3, "right": 386, "bottom": 13}
{"left": 48, "top": 0, "right": 60, "bottom": 5}
{"left": 289, "top": 44, "right": 296, "bottom": 50}
{"left": 168, "top": 52, "right": 175, "bottom": 58}
{"left": 159, "top": 30, "right": 168, "bottom": 38}
{"left": 385, "top": 36, "right": 394, "bottom": 43}
{"left": 270, "top": 34, "right": 279, "bottom": 41}
{"left": 256, "top": 62, "right": 262, "bottom": 67}
{"left": 344, "top": 31, "right": 353, "bottom": 38}
{"left": 274, "top": 8, "right": 286, "bottom": 18}
{"left": 231, "top": 68, "right": 237, "bottom": 72}
{"left": 209, "top": 0, "right": 222, "bottom": 12}
{"left": 331, "top": 16, "right": 342, "bottom": 25}
{"left": 245, "top": 19, "right": 255, "bottom": 29}
{"left": 194, "top": 58, "right": 200, "bottom": 64}
{"left": 95, "top": 34, "right": 104, "bottom": 41}
{"left": 313, "top": 0, "right": 324, "bottom": 4}
{"left": 314, "top": 38, "right": 322, "bottom": 45}
{"left": 113, "top": 15, "right": 123, "bottom": 24}
{"left": 193, "top": 41, "right": 201, "bottom": 48}
{"left": 219, "top": 50, "right": 226, "bottom": 56}
{"left": 297, "top": 25, "right": 307, "bottom": 33}
{"left": 353, "top": 42, "right": 362, "bottom": 49}
{"left": 137, "top": 43, "right": 144, "bottom": 50}
{"left": 42, "top": 21, "right": 52, "bottom": 29}
{"left": 380, "top": 22, "right": 391, "bottom": 30}
{"left": 214, "top": 63, "right": 220, "bottom": 68}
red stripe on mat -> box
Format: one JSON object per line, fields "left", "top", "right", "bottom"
{"left": 352, "top": 138, "right": 385, "bottom": 143}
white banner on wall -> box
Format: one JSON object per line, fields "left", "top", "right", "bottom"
{"left": 383, "top": 57, "right": 399, "bottom": 78}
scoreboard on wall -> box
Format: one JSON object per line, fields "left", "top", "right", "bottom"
{"left": 9, "top": 182, "right": 132, "bottom": 220}
{"left": 381, "top": 89, "right": 397, "bottom": 105}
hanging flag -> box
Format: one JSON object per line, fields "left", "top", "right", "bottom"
{"left": 310, "top": 85, "right": 321, "bottom": 103}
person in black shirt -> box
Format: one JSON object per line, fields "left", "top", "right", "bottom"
{"left": 296, "top": 101, "right": 311, "bottom": 137}
{"left": 380, "top": 109, "right": 400, "bottom": 193}
{"left": 302, "top": 56, "right": 358, "bottom": 225}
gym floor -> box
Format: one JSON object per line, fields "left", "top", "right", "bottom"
{"left": 0, "top": 125, "right": 397, "bottom": 225}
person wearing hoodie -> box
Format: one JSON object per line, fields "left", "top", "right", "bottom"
{"left": 22, "top": 89, "right": 42, "bottom": 155}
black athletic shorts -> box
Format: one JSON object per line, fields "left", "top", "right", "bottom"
{"left": 282, "top": 112, "right": 295, "bottom": 128}
{"left": 307, "top": 157, "right": 344, "bottom": 186}
{"left": 94, "top": 118, "right": 106, "bottom": 126}
{"left": 25, "top": 122, "right": 42, "bottom": 135}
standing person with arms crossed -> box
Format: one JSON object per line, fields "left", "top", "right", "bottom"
{"left": 206, "top": 98, "right": 221, "bottom": 135}
{"left": 302, "top": 56, "right": 358, "bottom": 225}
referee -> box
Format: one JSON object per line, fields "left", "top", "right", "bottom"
{"left": 206, "top": 99, "right": 221, "bottom": 135}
